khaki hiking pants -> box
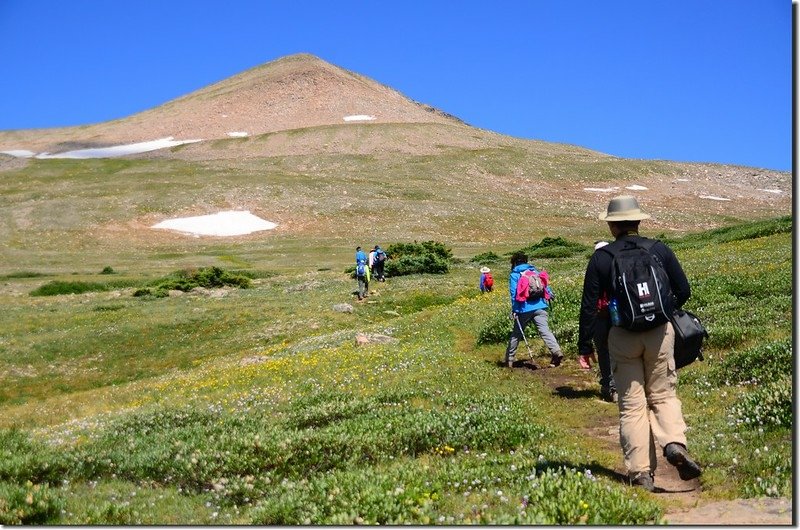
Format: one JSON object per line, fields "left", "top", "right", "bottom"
{"left": 609, "top": 322, "right": 688, "bottom": 477}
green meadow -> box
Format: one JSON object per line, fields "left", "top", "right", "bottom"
{"left": 0, "top": 203, "right": 791, "bottom": 524}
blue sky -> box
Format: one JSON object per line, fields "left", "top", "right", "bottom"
{"left": 0, "top": 1, "right": 792, "bottom": 171}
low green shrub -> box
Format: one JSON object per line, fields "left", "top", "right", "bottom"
{"left": 381, "top": 241, "right": 453, "bottom": 277}
{"left": 2, "top": 271, "right": 49, "bottom": 279}
{"left": 30, "top": 280, "right": 108, "bottom": 296}
{"left": 706, "top": 339, "right": 791, "bottom": 386}
{"left": 470, "top": 251, "right": 503, "bottom": 264}
{"left": 510, "top": 237, "right": 589, "bottom": 260}
{"left": 100, "top": 266, "right": 116, "bottom": 275}
{"left": 477, "top": 309, "right": 512, "bottom": 345}
{"left": 0, "top": 481, "right": 63, "bottom": 525}
{"left": 662, "top": 215, "right": 792, "bottom": 249}
{"left": 150, "top": 266, "right": 252, "bottom": 292}
{"left": 0, "top": 429, "right": 68, "bottom": 484}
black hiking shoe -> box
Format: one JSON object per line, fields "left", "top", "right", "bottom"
{"left": 600, "top": 386, "right": 618, "bottom": 403}
{"left": 630, "top": 472, "right": 654, "bottom": 492}
{"left": 664, "top": 443, "right": 702, "bottom": 480}
{"left": 549, "top": 353, "right": 563, "bottom": 367}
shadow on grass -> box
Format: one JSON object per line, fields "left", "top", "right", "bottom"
{"left": 535, "top": 459, "right": 628, "bottom": 486}
{"left": 489, "top": 360, "right": 543, "bottom": 370}
{"left": 553, "top": 386, "right": 600, "bottom": 400}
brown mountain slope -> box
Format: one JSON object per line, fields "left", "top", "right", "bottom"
{"left": 0, "top": 53, "right": 463, "bottom": 155}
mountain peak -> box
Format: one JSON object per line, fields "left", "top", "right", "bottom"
{"left": 0, "top": 54, "right": 463, "bottom": 155}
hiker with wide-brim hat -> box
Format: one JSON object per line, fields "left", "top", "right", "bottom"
{"left": 577, "top": 195, "right": 702, "bottom": 492}
{"left": 479, "top": 266, "right": 493, "bottom": 293}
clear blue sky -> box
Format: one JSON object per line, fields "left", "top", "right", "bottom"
{"left": 0, "top": 0, "right": 792, "bottom": 171}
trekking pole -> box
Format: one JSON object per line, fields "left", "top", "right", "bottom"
{"left": 514, "top": 314, "right": 536, "bottom": 362}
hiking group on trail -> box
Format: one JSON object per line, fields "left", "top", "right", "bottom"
{"left": 352, "top": 195, "right": 703, "bottom": 493}
{"left": 354, "top": 244, "right": 387, "bottom": 301}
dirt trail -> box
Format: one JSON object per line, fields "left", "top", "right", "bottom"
{"left": 516, "top": 361, "right": 793, "bottom": 525}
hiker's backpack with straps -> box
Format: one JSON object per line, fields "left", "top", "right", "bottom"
{"left": 515, "top": 269, "right": 545, "bottom": 302}
{"left": 601, "top": 238, "right": 674, "bottom": 331}
{"left": 483, "top": 272, "right": 494, "bottom": 289}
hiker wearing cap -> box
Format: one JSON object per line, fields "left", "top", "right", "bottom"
{"left": 505, "top": 251, "right": 563, "bottom": 369}
{"left": 479, "top": 266, "right": 494, "bottom": 293}
{"left": 577, "top": 195, "right": 701, "bottom": 492}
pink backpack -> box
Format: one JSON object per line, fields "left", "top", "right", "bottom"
{"left": 515, "top": 269, "right": 549, "bottom": 302}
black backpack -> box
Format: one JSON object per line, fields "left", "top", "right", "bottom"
{"left": 602, "top": 238, "right": 674, "bottom": 331}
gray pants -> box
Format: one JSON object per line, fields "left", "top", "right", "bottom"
{"left": 357, "top": 276, "right": 369, "bottom": 299}
{"left": 506, "top": 309, "right": 561, "bottom": 362}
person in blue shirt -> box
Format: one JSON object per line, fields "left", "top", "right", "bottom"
{"left": 505, "top": 251, "right": 563, "bottom": 368}
{"left": 355, "top": 246, "right": 370, "bottom": 300}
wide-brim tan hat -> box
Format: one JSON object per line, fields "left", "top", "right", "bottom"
{"left": 480, "top": 266, "right": 491, "bottom": 273}
{"left": 598, "top": 195, "right": 651, "bottom": 221}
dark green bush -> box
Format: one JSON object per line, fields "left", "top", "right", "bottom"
{"left": 510, "top": 237, "right": 589, "bottom": 260}
{"left": 382, "top": 241, "right": 453, "bottom": 277}
{"left": 30, "top": 280, "right": 108, "bottom": 296}
{"left": 470, "top": 251, "right": 503, "bottom": 264}
{"left": 100, "top": 266, "right": 116, "bottom": 275}
{"left": 151, "top": 266, "right": 252, "bottom": 292}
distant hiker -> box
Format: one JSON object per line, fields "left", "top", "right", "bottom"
{"left": 368, "top": 247, "right": 377, "bottom": 276}
{"left": 479, "top": 266, "right": 494, "bottom": 293}
{"left": 578, "top": 196, "right": 701, "bottom": 492}
{"left": 355, "top": 246, "right": 370, "bottom": 301}
{"left": 373, "top": 245, "right": 387, "bottom": 282}
{"left": 505, "top": 251, "right": 563, "bottom": 368}
{"left": 581, "top": 240, "right": 617, "bottom": 403}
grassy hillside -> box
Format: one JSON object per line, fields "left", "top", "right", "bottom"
{"left": 0, "top": 216, "right": 790, "bottom": 524}
{"left": 0, "top": 141, "right": 789, "bottom": 279}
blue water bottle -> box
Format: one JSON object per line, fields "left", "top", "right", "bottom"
{"left": 609, "top": 298, "right": 622, "bottom": 327}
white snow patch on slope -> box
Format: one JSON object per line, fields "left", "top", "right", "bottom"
{"left": 152, "top": 211, "right": 277, "bottom": 237}
{"left": 343, "top": 115, "right": 376, "bottom": 122}
{"left": 0, "top": 150, "right": 35, "bottom": 158}
{"left": 227, "top": 132, "right": 249, "bottom": 137}
{"left": 699, "top": 195, "right": 731, "bottom": 202}
{"left": 758, "top": 188, "right": 783, "bottom": 194}
{"left": 584, "top": 187, "right": 619, "bottom": 192}
{"left": 626, "top": 184, "right": 648, "bottom": 191}
{"left": 35, "top": 137, "right": 202, "bottom": 159}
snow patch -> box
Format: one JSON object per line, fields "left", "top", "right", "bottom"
{"left": 227, "top": 132, "right": 248, "bottom": 138}
{"left": 35, "top": 137, "right": 202, "bottom": 159}
{"left": 0, "top": 150, "right": 35, "bottom": 158}
{"left": 675, "top": 178, "right": 690, "bottom": 182}
{"left": 583, "top": 187, "right": 619, "bottom": 192}
{"left": 152, "top": 211, "right": 278, "bottom": 237}
{"left": 758, "top": 188, "right": 783, "bottom": 194}
{"left": 343, "top": 115, "right": 376, "bottom": 122}
{"left": 699, "top": 195, "right": 731, "bottom": 202}
{"left": 625, "top": 184, "right": 648, "bottom": 191}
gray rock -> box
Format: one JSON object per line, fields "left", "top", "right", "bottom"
{"left": 333, "top": 303, "right": 354, "bottom": 313}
